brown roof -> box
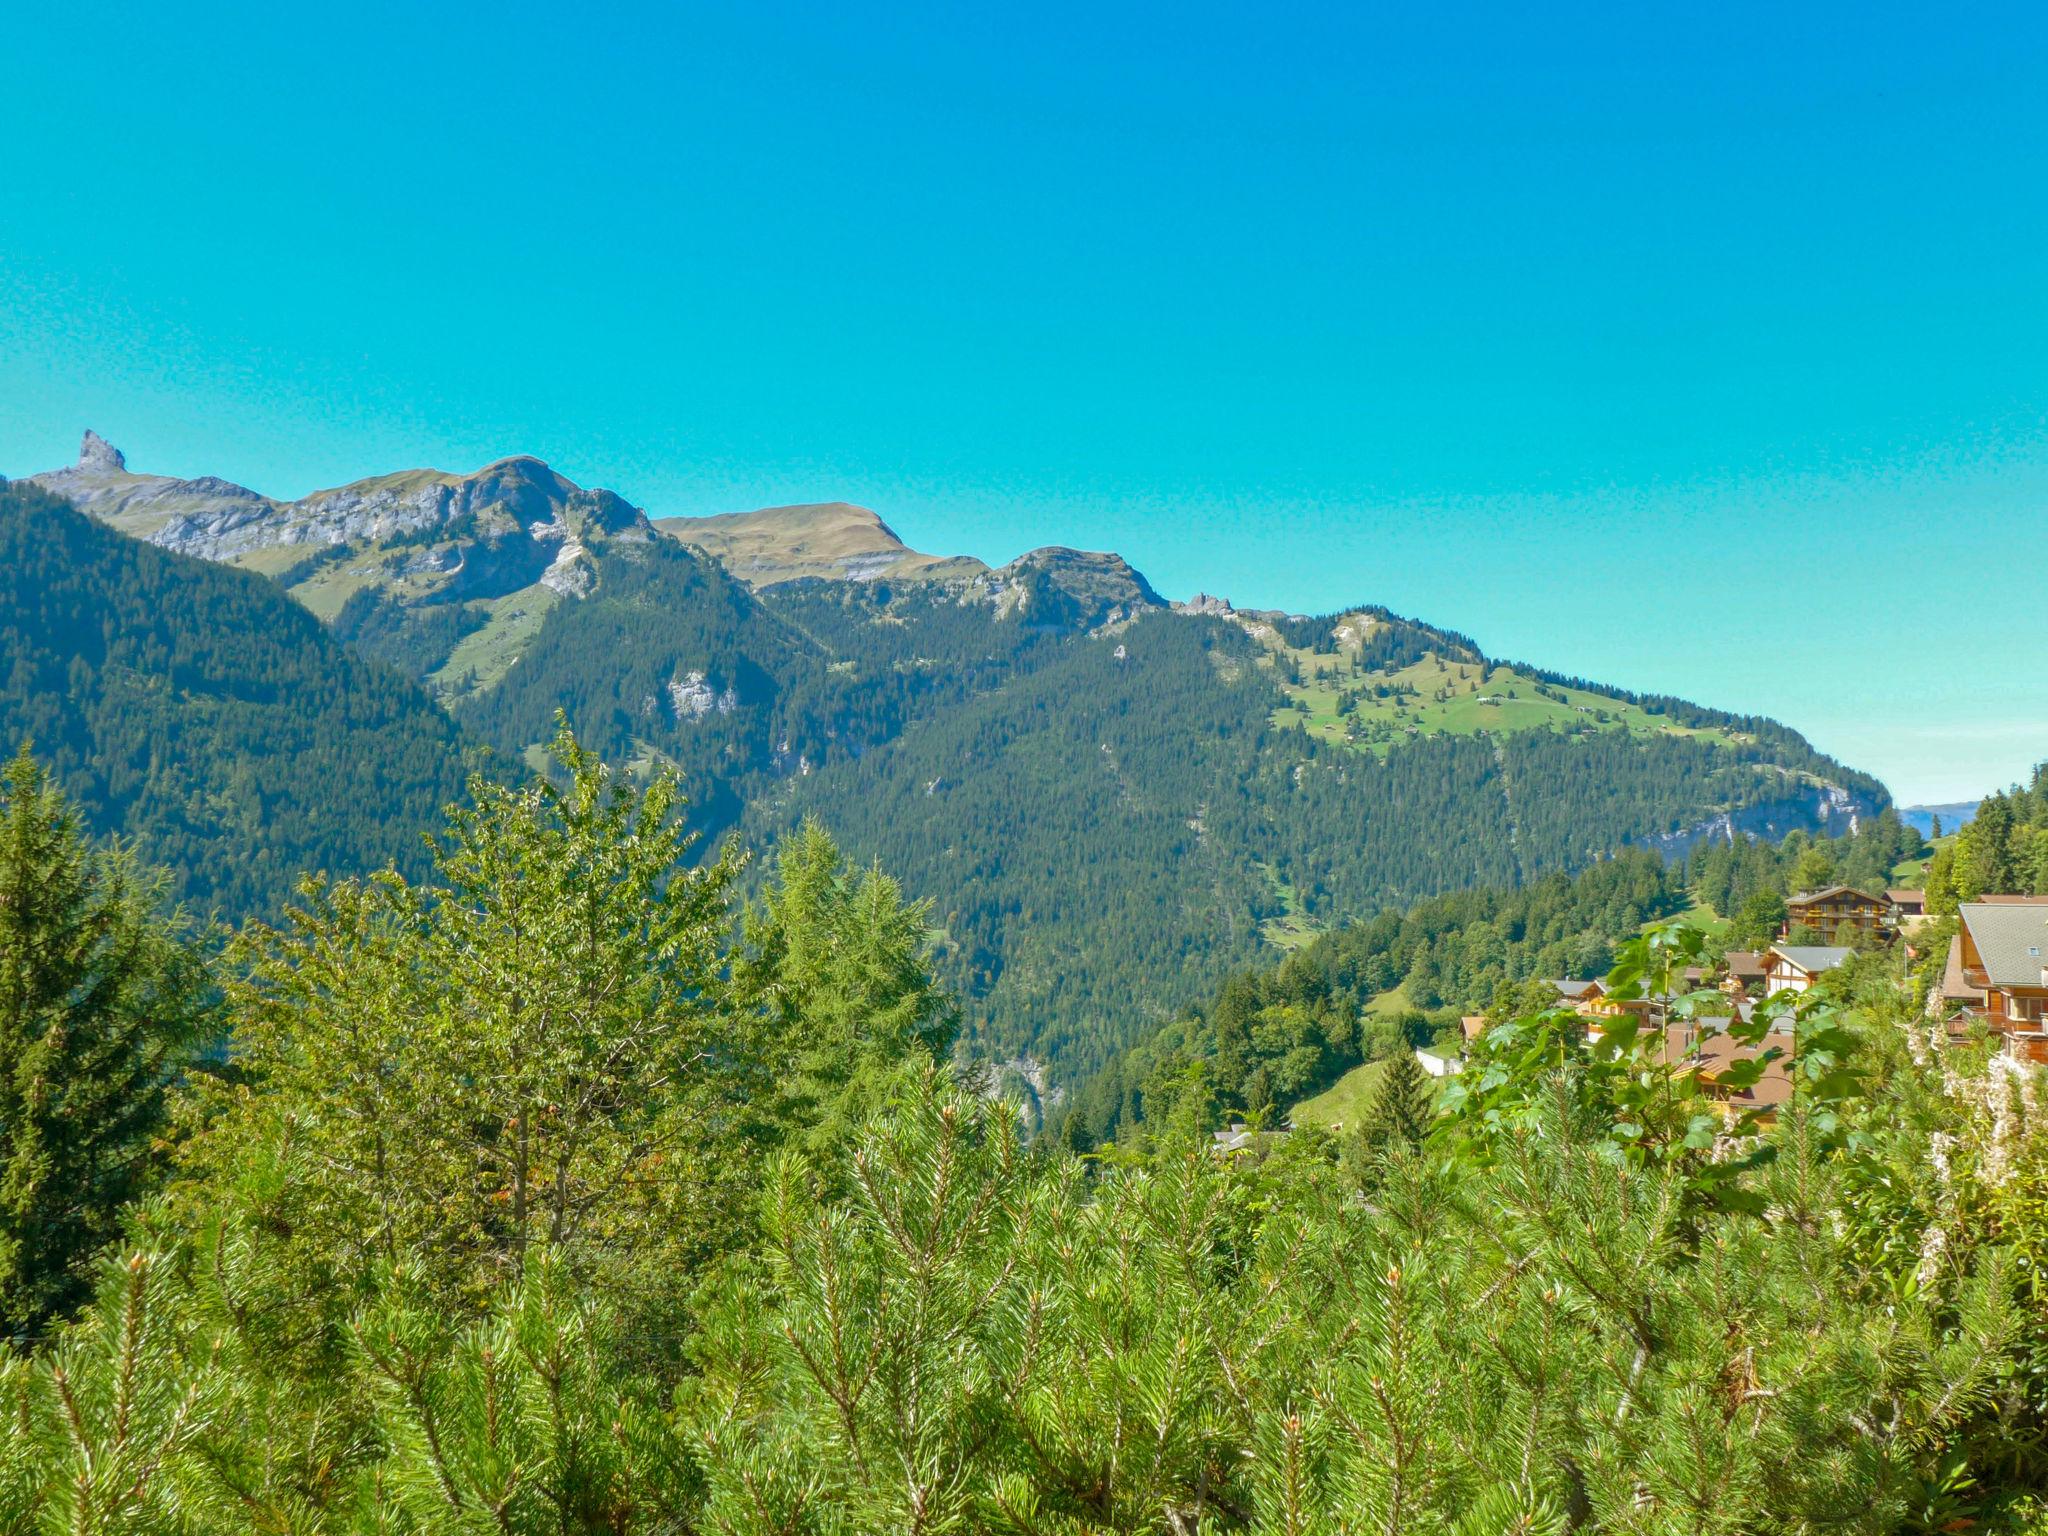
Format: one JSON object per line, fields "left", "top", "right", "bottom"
{"left": 1888, "top": 888, "right": 1926, "bottom": 906}
{"left": 1723, "top": 950, "right": 1767, "bottom": 979}
{"left": 1975, "top": 894, "right": 2048, "bottom": 905}
{"left": 1659, "top": 1022, "right": 1794, "bottom": 1109}
{"left": 1787, "top": 885, "right": 1888, "bottom": 909}
{"left": 1460, "top": 1014, "right": 1488, "bottom": 1042}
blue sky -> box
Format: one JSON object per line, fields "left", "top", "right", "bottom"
{"left": 4, "top": 0, "right": 2045, "bottom": 803}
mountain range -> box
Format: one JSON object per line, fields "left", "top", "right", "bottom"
{"left": 15, "top": 432, "right": 1887, "bottom": 1096}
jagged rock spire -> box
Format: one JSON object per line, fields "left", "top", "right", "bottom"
{"left": 78, "top": 430, "right": 125, "bottom": 473}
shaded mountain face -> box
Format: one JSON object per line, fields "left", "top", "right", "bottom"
{"left": 26, "top": 432, "right": 1890, "bottom": 1094}
{"left": 0, "top": 478, "right": 468, "bottom": 916}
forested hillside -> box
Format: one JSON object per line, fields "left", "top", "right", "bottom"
{"left": 1069, "top": 807, "right": 1939, "bottom": 1145}
{"left": 746, "top": 586, "right": 1885, "bottom": 1081}
{"left": 3, "top": 736, "right": 2044, "bottom": 1535}
{"left": 1063, "top": 849, "right": 1687, "bottom": 1143}
{"left": 0, "top": 480, "right": 468, "bottom": 914}
{"left": 23, "top": 436, "right": 1889, "bottom": 1087}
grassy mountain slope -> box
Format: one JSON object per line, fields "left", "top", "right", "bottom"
{"left": 656, "top": 502, "right": 989, "bottom": 585}
{"left": 0, "top": 479, "right": 469, "bottom": 916}
{"left": 30, "top": 433, "right": 652, "bottom": 707}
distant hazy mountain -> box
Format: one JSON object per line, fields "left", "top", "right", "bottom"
{"left": 25, "top": 432, "right": 1889, "bottom": 1088}
{"left": 1900, "top": 802, "right": 1978, "bottom": 838}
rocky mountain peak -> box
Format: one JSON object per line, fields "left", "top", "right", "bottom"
{"left": 78, "top": 430, "right": 126, "bottom": 473}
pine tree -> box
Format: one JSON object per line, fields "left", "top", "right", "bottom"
{"left": 1362, "top": 1048, "right": 1433, "bottom": 1152}
{"left": 0, "top": 748, "right": 210, "bottom": 1337}
{"left": 735, "top": 817, "right": 958, "bottom": 1161}
{"left": 210, "top": 718, "right": 747, "bottom": 1309}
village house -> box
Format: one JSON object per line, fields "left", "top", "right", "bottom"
{"left": 1544, "top": 977, "right": 1641, "bottom": 1021}
{"left": 1942, "top": 902, "right": 2048, "bottom": 1064}
{"left": 1888, "top": 888, "right": 1927, "bottom": 921}
{"left": 1763, "top": 944, "right": 1854, "bottom": 994}
{"left": 1721, "top": 950, "right": 1768, "bottom": 997}
{"left": 1658, "top": 1014, "right": 1795, "bottom": 1118}
{"left": 1782, "top": 885, "right": 1895, "bottom": 946}
{"left": 1211, "top": 1122, "right": 1260, "bottom": 1154}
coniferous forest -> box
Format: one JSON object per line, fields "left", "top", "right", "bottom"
{"left": 3, "top": 729, "right": 2046, "bottom": 1534}
{"left": 10, "top": 5, "right": 2045, "bottom": 1526}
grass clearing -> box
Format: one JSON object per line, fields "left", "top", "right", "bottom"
{"left": 1652, "top": 898, "right": 1733, "bottom": 942}
{"left": 1258, "top": 621, "right": 1743, "bottom": 758}
{"left": 288, "top": 559, "right": 388, "bottom": 622}
{"left": 1288, "top": 1059, "right": 1389, "bottom": 1132}
{"left": 1893, "top": 833, "right": 1956, "bottom": 886}
{"left": 1257, "top": 861, "right": 1322, "bottom": 951}
{"left": 431, "top": 585, "right": 561, "bottom": 697}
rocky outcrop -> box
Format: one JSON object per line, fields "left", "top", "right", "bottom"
{"left": 656, "top": 501, "right": 988, "bottom": 586}
{"left": 29, "top": 434, "right": 652, "bottom": 596}
{"left": 667, "top": 670, "right": 738, "bottom": 722}
{"left": 1643, "top": 781, "right": 1877, "bottom": 858}
{"left": 29, "top": 432, "right": 271, "bottom": 534}
{"left": 78, "top": 429, "right": 125, "bottom": 473}
{"left": 968, "top": 547, "right": 1166, "bottom": 633}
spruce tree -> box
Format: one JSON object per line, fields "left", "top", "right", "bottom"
{"left": 0, "top": 748, "right": 209, "bottom": 1337}
{"left": 1362, "top": 1047, "right": 1433, "bottom": 1151}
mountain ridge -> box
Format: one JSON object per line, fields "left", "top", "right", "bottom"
{"left": 19, "top": 430, "right": 1891, "bottom": 1089}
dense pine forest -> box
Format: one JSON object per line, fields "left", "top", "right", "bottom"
{"left": 2, "top": 734, "right": 2046, "bottom": 1534}
{"left": 0, "top": 482, "right": 469, "bottom": 914}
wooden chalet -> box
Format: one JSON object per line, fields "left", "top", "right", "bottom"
{"left": 1546, "top": 977, "right": 1635, "bottom": 1020}
{"left": 1721, "top": 950, "right": 1768, "bottom": 997}
{"left": 1782, "top": 886, "right": 1895, "bottom": 945}
{"left": 1888, "top": 889, "right": 1927, "bottom": 920}
{"left": 1945, "top": 903, "right": 2048, "bottom": 1063}
{"left": 1763, "top": 944, "right": 1854, "bottom": 994}
{"left": 1659, "top": 1015, "right": 1795, "bottom": 1118}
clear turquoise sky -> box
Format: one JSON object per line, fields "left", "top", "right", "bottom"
{"left": 4, "top": 1, "right": 2045, "bottom": 803}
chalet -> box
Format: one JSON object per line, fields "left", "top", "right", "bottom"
{"left": 1946, "top": 903, "right": 2048, "bottom": 1063}
{"left": 1938, "top": 937, "right": 1988, "bottom": 1016}
{"left": 1888, "top": 889, "right": 1927, "bottom": 920}
{"left": 1763, "top": 944, "right": 1854, "bottom": 994}
{"left": 1546, "top": 977, "right": 1635, "bottom": 1020}
{"left": 1547, "top": 978, "right": 1604, "bottom": 1006}
{"left": 1722, "top": 950, "right": 1768, "bottom": 997}
{"left": 1659, "top": 1016, "right": 1795, "bottom": 1117}
{"left": 1460, "top": 1015, "right": 1489, "bottom": 1046}
{"left": 1211, "top": 1123, "right": 1257, "bottom": 1155}
{"left": 1783, "top": 886, "right": 1894, "bottom": 945}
